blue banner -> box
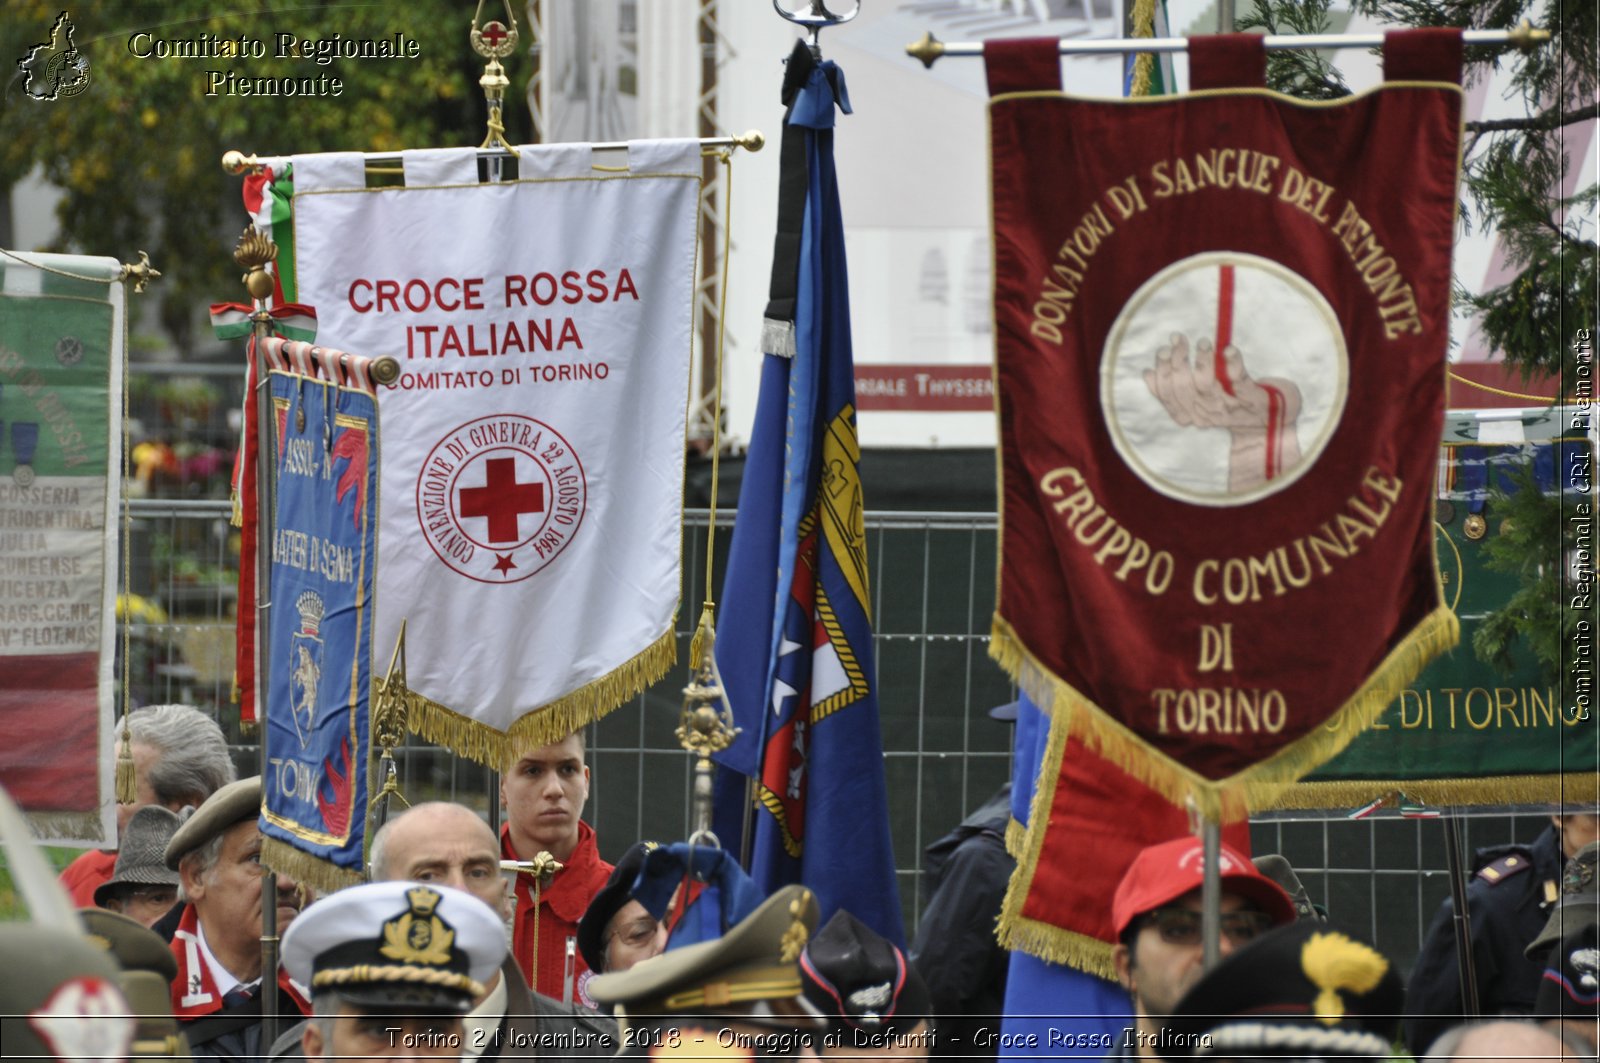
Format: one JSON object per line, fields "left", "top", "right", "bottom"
{"left": 713, "top": 42, "right": 904, "bottom": 945}
{"left": 261, "top": 370, "right": 375, "bottom": 889}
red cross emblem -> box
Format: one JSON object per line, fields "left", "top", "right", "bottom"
{"left": 481, "top": 21, "right": 509, "bottom": 48}
{"left": 416, "top": 415, "right": 587, "bottom": 584}
{"left": 459, "top": 457, "right": 544, "bottom": 544}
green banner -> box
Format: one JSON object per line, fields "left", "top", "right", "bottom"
{"left": 1286, "top": 446, "right": 1597, "bottom": 808}
{"left": 0, "top": 251, "right": 125, "bottom": 844}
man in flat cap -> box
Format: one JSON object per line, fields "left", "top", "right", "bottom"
{"left": 162, "top": 775, "right": 311, "bottom": 1060}
{"left": 800, "top": 909, "right": 934, "bottom": 1059}
{"left": 370, "top": 801, "right": 617, "bottom": 1057}
{"left": 94, "top": 805, "right": 181, "bottom": 928}
{"left": 1159, "top": 920, "right": 1403, "bottom": 1060}
{"left": 282, "top": 880, "right": 507, "bottom": 1063}
{"left": 1110, "top": 837, "right": 1295, "bottom": 1059}
{"left": 588, "top": 883, "right": 823, "bottom": 1060}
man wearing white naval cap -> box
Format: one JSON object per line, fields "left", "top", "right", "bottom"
{"left": 282, "top": 880, "right": 507, "bottom": 1063}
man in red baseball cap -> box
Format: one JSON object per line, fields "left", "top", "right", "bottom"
{"left": 1108, "top": 837, "right": 1297, "bottom": 1059}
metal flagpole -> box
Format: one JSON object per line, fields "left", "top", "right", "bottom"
{"left": 907, "top": 21, "right": 1549, "bottom": 67}
{"left": 1441, "top": 812, "right": 1481, "bottom": 1018}
{"left": 235, "top": 226, "right": 282, "bottom": 1044}
{"left": 220, "top": 132, "right": 764, "bottom": 182}
{"left": 1199, "top": 811, "right": 1223, "bottom": 971}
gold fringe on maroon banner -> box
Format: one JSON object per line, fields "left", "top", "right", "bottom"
{"left": 260, "top": 835, "right": 363, "bottom": 894}
{"left": 992, "top": 604, "right": 1459, "bottom": 970}
{"left": 399, "top": 627, "right": 677, "bottom": 767}
{"left": 989, "top": 605, "right": 1459, "bottom": 822}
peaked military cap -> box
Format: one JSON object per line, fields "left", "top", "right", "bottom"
{"left": 0, "top": 923, "right": 135, "bottom": 1062}
{"left": 588, "top": 883, "right": 818, "bottom": 1015}
{"left": 1535, "top": 921, "right": 1600, "bottom": 1020}
{"left": 282, "top": 880, "right": 507, "bottom": 1013}
{"left": 1527, "top": 840, "right": 1598, "bottom": 958}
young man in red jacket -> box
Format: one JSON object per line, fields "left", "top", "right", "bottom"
{"left": 500, "top": 730, "right": 613, "bottom": 1007}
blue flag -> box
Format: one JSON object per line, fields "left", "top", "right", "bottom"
{"left": 260, "top": 369, "right": 375, "bottom": 891}
{"left": 712, "top": 41, "right": 904, "bottom": 946}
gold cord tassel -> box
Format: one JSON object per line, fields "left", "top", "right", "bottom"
{"left": 114, "top": 715, "right": 136, "bottom": 804}
{"left": 688, "top": 602, "right": 716, "bottom": 671}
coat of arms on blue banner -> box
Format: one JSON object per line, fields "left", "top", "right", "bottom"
{"left": 288, "top": 591, "right": 325, "bottom": 749}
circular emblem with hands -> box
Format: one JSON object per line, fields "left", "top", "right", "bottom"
{"left": 1101, "top": 252, "right": 1348, "bottom": 506}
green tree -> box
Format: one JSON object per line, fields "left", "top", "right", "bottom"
{"left": 1, "top": 0, "right": 526, "bottom": 352}
{"left": 1242, "top": 0, "right": 1595, "bottom": 692}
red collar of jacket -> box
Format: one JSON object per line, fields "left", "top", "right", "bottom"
{"left": 168, "top": 902, "right": 309, "bottom": 1018}
{"left": 501, "top": 819, "right": 604, "bottom": 923}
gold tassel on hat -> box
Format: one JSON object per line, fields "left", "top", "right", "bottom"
{"left": 1301, "top": 931, "right": 1388, "bottom": 1024}
{"left": 114, "top": 715, "right": 136, "bottom": 805}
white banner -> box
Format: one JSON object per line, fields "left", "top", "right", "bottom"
{"left": 283, "top": 140, "right": 701, "bottom": 759}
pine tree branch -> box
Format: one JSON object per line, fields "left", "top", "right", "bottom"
{"left": 1538, "top": 215, "right": 1599, "bottom": 253}
{"left": 1466, "top": 100, "right": 1600, "bottom": 134}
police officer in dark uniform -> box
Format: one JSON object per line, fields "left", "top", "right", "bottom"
{"left": 1403, "top": 811, "right": 1600, "bottom": 1056}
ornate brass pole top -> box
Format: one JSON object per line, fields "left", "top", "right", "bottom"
{"left": 471, "top": 0, "right": 520, "bottom": 152}
{"left": 677, "top": 660, "right": 738, "bottom": 761}
{"left": 118, "top": 251, "right": 161, "bottom": 294}
{"left": 678, "top": 642, "right": 740, "bottom": 843}
{"left": 233, "top": 225, "right": 277, "bottom": 304}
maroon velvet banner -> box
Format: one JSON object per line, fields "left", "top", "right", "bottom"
{"left": 987, "top": 31, "right": 1464, "bottom": 819}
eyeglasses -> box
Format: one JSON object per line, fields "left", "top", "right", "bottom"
{"left": 607, "top": 916, "right": 660, "bottom": 950}
{"left": 121, "top": 885, "right": 178, "bottom": 907}
{"left": 1139, "top": 906, "right": 1273, "bottom": 946}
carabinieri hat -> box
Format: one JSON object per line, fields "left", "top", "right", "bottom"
{"left": 281, "top": 881, "right": 507, "bottom": 1013}
{"left": 1161, "top": 921, "right": 1403, "bottom": 1059}
{"left": 800, "top": 909, "right": 931, "bottom": 1040}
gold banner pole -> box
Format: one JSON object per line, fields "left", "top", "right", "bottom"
{"left": 235, "top": 224, "right": 282, "bottom": 1043}
{"left": 907, "top": 20, "right": 1550, "bottom": 67}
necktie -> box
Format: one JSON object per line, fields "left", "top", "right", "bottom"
{"left": 219, "top": 984, "right": 256, "bottom": 1010}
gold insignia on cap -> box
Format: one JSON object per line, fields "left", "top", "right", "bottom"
{"left": 1301, "top": 931, "right": 1388, "bottom": 1025}
{"left": 779, "top": 889, "right": 813, "bottom": 963}
{"left": 380, "top": 886, "right": 455, "bottom": 966}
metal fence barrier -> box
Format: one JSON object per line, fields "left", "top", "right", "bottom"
{"left": 97, "top": 498, "right": 1551, "bottom": 977}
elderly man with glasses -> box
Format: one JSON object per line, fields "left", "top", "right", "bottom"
{"left": 1108, "top": 837, "right": 1296, "bottom": 1060}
